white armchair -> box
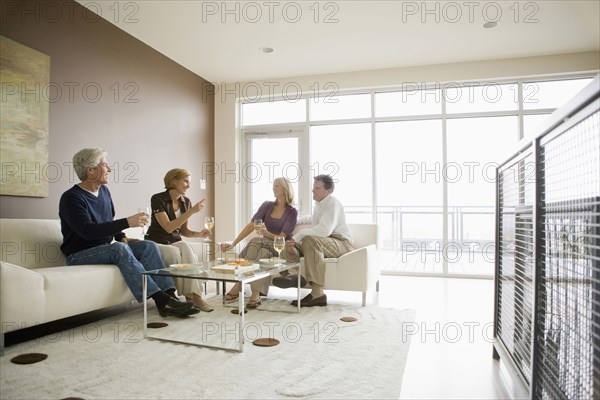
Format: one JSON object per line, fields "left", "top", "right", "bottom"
{"left": 299, "top": 223, "right": 379, "bottom": 306}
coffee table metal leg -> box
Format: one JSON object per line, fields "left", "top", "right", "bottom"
{"left": 296, "top": 263, "right": 301, "bottom": 313}
{"left": 239, "top": 282, "right": 245, "bottom": 352}
{"left": 143, "top": 275, "right": 148, "bottom": 339}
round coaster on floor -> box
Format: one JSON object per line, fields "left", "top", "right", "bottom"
{"left": 340, "top": 316, "right": 358, "bottom": 322}
{"left": 252, "top": 338, "right": 280, "bottom": 347}
{"left": 231, "top": 309, "right": 248, "bottom": 315}
{"left": 147, "top": 322, "right": 169, "bottom": 329}
{"left": 10, "top": 353, "right": 48, "bottom": 365}
{"left": 61, "top": 397, "right": 85, "bottom": 400}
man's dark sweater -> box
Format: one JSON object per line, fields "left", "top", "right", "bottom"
{"left": 59, "top": 185, "right": 129, "bottom": 256}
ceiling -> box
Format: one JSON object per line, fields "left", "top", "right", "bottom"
{"left": 79, "top": 1, "right": 600, "bottom": 83}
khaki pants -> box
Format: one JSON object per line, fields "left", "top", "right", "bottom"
{"left": 240, "top": 237, "right": 277, "bottom": 295}
{"left": 171, "top": 241, "right": 205, "bottom": 297}
{"left": 283, "top": 235, "right": 354, "bottom": 287}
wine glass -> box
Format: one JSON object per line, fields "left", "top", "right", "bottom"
{"left": 138, "top": 207, "right": 150, "bottom": 236}
{"left": 204, "top": 216, "right": 215, "bottom": 242}
{"left": 273, "top": 235, "right": 285, "bottom": 266}
{"left": 254, "top": 219, "right": 265, "bottom": 237}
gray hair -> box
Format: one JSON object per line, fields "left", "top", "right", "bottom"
{"left": 314, "top": 174, "right": 335, "bottom": 191}
{"left": 73, "top": 148, "right": 107, "bottom": 181}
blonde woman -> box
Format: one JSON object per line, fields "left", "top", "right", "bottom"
{"left": 220, "top": 177, "right": 297, "bottom": 308}
{"left": 146, "top": 168, "right": 213, "bottom": 312}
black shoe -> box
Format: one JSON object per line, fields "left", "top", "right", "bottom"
{"left": 291, "top": 294, "right": 327, "bottom": 307}
{"left": 158, "top": 297, "right": 193, "bottom": 317}
{"left": 291, "top": 293, "right": 312, "bottom": 307}
{"left": 273, "top": 274, "right": 307, "bottom": 289}
{"left": 301, "top": 294, "right": 327, "bottom": 307}
{"left": 176, "top": 306, "right": 201, "bottom": 318}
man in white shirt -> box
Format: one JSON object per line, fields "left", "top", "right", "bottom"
{"left": 274, "top": 174, "right": 354, "bottom": 307}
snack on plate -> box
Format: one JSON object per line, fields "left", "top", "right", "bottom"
{"left": 210, "top": 260, "right": 259, "bottom": 274}
{"left": 227, "top": 259, "right": 253, "bottom": 267}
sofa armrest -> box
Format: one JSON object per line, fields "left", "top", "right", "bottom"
{"left": 363, "top": 244, "right": 380, "bottom": 283}
{"left": 336, "top": 246, "right": 370, "bottom": 276}
{"left": 324, "top": 244, "right": 379, "bottom": 292}
{"left": 1, "top": 262, "right": 46, "bottom": 330}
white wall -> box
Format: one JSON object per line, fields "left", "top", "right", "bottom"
{"left": 214, "top": 51, "right": 600, "bottom": 242}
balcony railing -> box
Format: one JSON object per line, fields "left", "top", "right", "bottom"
{"left": 346, "top": 205, "right": 495, "bottom": 247}
{"left": 346, "top": 205, "right": 496, "bottom": 276}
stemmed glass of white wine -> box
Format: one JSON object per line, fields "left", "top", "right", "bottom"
{"left": 273, "top": 235, "right": 285, "bottom": 266}
{"left": 138, "top": 207, "right": 150, "bottom": 236}
{"left": 204, "top": 216, "right": 215, "bottom": 242}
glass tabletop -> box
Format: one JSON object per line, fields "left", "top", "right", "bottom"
{"left": 142, "top": 258, "right": 299, "bottom": 283}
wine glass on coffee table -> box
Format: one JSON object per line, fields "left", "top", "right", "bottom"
{"left": 273, "top": 235, "right": 285, "bottom": 266}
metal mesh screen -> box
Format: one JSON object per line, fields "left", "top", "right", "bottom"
{"left": 497, "top": 152, "right": 535, "bottom": 383}
{"left": 535, "top": 110, "right": 600, "bottom": 400}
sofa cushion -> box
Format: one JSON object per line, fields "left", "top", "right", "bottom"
{"left": 1, "top": 219, "right": 66, "bottom": 269}
{"left": 349, "top": 224, "right": 377, "bottom": 248}
{"left": 292, "top": 224, "right": 311, "bottom": 236}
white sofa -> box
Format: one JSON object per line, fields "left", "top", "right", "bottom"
{"left": 0, "top": 218, "right": 182, "bottom": 356}
{"left": 294, "top": 223, "right": 379, "bottom": 306}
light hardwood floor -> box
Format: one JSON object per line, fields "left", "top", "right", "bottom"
{"left": 379, "top": 275, "right": 515, "bottom": 399}
{"left": 271, "top": 275, "right": 523, "bottom": 399}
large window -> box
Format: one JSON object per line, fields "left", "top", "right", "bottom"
{"left": 446, "top": 116, "right": 518, "bottom": 274}
{"left": 376, "top": 89, "right": 442, "bottom": 117}
{"left": 376, "top": 120, "right": 443, "bottom": 268}
{"left": 310, "top": 94, "right": 371, "bottom": 121}
{"left": 445, "top": 83, "right": 519, "bottom": 113}
{"left": 240, "top": 76, "right": 594, "bottom": 277}
{"left": 522, "top": 79, "right": 591, "bottom": 110}
{"left": 242, "top": 99, "right": 306, "bottom": 125}
{"left": 310, "top": 123, "right": 373, "bottom": 222}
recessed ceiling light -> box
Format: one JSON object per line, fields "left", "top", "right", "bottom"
{"left": 260, "top": 47, "right": 274, "bottom": 53}
{"left": 483, "top": 21, "right": 498, "bottom": 29}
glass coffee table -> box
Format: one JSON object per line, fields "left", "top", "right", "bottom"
{"left": 142, "top": 259, "right": 301, "bottom": 352}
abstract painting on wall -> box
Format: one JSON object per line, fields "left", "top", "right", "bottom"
{"left": 0, "top": 35, "right": 50, "bottom": 197}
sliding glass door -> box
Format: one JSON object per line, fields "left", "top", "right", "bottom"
{"left": 245, "top": 134, "right": 301, "bottom": 219}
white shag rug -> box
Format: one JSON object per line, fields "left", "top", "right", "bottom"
{"left": 1, "top": 298, "right": 415, "bottom": 400}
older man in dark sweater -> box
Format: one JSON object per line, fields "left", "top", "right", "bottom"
{"left": 59, "top": 148, "right": 195, "bottom": 317}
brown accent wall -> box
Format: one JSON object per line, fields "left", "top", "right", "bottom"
{"left": 0, "top": 0, "right": 214, "bottom": 223}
